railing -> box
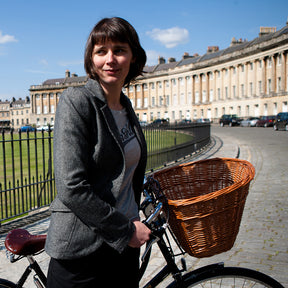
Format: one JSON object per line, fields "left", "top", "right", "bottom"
{"left": 144, "top": 123, "right": 210, "bottom": 171}
{"left": 0, "top": 130, "right": 55, "bottom": 223}
{"left": 0, "top": 123, "right": 210, "bottom": 223}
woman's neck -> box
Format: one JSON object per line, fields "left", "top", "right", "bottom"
{"left": 100, "top": 82, "right": 123, "bottom": 110}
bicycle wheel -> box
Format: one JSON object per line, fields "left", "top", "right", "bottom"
{"left": 182, "top": 267, "right": 284, "bottom": 288}
{"left": 0, "top": 279, "right": 17, "bottom": 288}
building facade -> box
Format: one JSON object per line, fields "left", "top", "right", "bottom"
{"left": 29, "top": 70, "right": 88, "bottom": 128}
{"left": 124, "top": 24, "right": 288, "bottom": 123}
{"left": 0, "top": 100, "right": 11, "bottom": 130}
{"left": 29, "top": 23, "right": 288, "bottom": 125}
{"left": 10, "top": 97, "right": 31, "bottom": 129}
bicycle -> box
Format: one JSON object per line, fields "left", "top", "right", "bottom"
{"left": 0, "top": 176, "right": 284, "bottom": 287}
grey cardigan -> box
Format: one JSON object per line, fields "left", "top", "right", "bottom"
{"left": 45, "top": 78, "right": 147, "bottom": 259}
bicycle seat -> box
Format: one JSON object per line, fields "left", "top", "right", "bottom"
{"left": 5, "top": 229, "right": 47, "bottom": 256}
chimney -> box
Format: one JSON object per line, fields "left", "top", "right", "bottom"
{"left": 158, "top": 56, "right": 166, "bottom": 64}
{"left": 168, "top": 57, "right": 176, "bottom": 63}
{"left": 259, "top": 27, "right": 276, "bottom": 37}
{"left": 65, "top": 70, "right": 71, "bottom": 78}
{"left": 182, "top": 52, "right": 190, "bottom": 59}
{"left": 207, "top": 46, "right": 219, "bottom": 53}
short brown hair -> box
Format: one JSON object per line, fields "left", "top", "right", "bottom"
{"left": 84, "top": 17, "right": 146, "bottom": 87}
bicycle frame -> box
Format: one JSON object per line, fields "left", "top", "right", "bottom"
{"left": 2, "top": 176, "right": 284, "bottom": 288}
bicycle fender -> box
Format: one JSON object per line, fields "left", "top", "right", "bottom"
{"left": 166, "top": 262, "right": 225, "bottom": 288}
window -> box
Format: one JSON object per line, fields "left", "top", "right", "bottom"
{"left": 268, "top": 79, "right": 272, "bottom": 93}
{"left": 225, "top": 87, "right": 228, "bottom": 99}
{"left": 249, "top": 82, "right": 253, "bottom": 96}
{"left": 195, "top": 92, "right": 199, "bottom": 104}
{"left": 209, "top": 89, "right": 213, "bottom": 102}
{"left": 278, "top": 54, "right": 282, "bottom": 65}
{"left": 233, "top": 86, "right": 236, "bottom": 98}
{"left": 250, "top": 62, "right": 253, "bottom": 70}
{"left": 188, "top": 92, "right": 192, "bottom": 105}
{"left": 259, "top": 60, "right": 262, "bottom": 69}
{"left": 143, "top": 83, "right": 148, "bottom": 90}
{"left": 137, "top": 98, "right": 141, "bottom": 108}
{"left": 166, "top": 95, "right": 170, "bottom": 106}
{"left": 173, "top": 94, "right": 178, "bottom": 105}
{"left": 217, "top": 88, "right": 221, "bottom": 100}
{"left": 159, "top": 96, "right": 163, "bottom": 106}
{"left": 136, "top": 85, "right": 141, "bottom": 92}
{"left": 277, "top": 77, "right": 281, "bottom": 92}
{"left": 144, "top": 98, "right": 148, "bottom": 108}
{"left": 241, "top": 84, "right": 244, "bottom": 97}
{"left": 258, "top": 81, "right": 262, "bottom": 95}
{"left": 268, "top": 57, "right": 272, "bottom": 68}
{"left": 180, "top": 93, "right": 185, "bottom": 105}
{"left": 202, "top": 90, "right": 206, "bottom": 103}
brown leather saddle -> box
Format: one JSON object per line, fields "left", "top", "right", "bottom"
{"left": 5, "top": 229, "right": 47, "bottom": 256}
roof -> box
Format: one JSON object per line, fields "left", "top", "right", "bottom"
{"left": 42, "top": 75, "right": 88, "bottom": 86}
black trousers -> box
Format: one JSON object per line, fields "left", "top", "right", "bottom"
{"left": 47, "top": 244, "right": 140, "bottom": 288}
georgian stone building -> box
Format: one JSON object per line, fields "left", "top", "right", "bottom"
{"left": 124, "top": 24, "right": 288, "bottom": 123}
{"left": 29, "top": 22, "right": 288, "bottom": 125}
{"left": 10, "top": 97, "right": 31, "bottom": 129}
{"left": 29, "top": 70, "right": 88, "bottom": 128}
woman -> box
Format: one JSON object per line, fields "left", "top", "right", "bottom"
{"left": 45, "top": 17, "right": 151, "bottom": 288}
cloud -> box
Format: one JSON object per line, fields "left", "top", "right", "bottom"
{"left": 146, "top": 27, "right": 189, "bottom": 48}
{"left": 0, "top": 31, "right": 18, "bottom": 44}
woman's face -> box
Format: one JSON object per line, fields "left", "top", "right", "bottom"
{"left": 92, "top": 40, "right": 134, "bottom": 90}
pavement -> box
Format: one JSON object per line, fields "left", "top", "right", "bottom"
{"left": 0, "top": 126, "right": 287, "bottom": 287}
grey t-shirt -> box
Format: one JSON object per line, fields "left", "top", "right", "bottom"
{"left": 110, "top": 108, "right": 141, "bottom": 221}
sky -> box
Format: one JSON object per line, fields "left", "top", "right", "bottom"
{"left": 0, "top": 0, "right": 288, "bottom": 101}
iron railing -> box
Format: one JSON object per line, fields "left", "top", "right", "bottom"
{"left": 0, "top": 123, "right": 210, "bottom": 223}
{"left": 0, "top": 129, "right": 55, "bottom": 223}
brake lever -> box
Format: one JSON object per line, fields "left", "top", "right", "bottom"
{"left": 141, "top": 234, "right": 160, "bottom": 262}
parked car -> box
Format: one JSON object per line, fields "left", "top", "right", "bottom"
{"left": 256, "top": 115, "right": 276, "bottom": 127}
{"left": 195, "top": 118, "right": 210, "bottom": 123}
{"left": 273, "top": 112, "right": 288, "bottom": 131}
{"left": 150, "top": 118, "right": 169, "bottom": 127}
{"left": 139, "top": 121, "right": 148, "bottom": 127}
{"left": 219, "top": 114, "right": 242, "bottom": 127}
{"left": 19, "top": 125, "right": 35, "bottom": 132}
{"left": 240, "top": 117, "right": 260, "bottom": 127}
{"left": 36, "top": 125, "right": 53, "bottom": 131}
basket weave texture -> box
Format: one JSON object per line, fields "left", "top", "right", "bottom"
{"left": 153, "top": 158, "right": 255, "bottom": 258}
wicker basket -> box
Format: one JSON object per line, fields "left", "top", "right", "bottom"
{"left": 153, "top": 158, "right": 255, "bottom": 258}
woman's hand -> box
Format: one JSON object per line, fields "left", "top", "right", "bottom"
{"left": 128, "top": 220, "right": 151, "bottom": 248}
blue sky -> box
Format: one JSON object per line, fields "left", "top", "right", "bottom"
{"left": 0, "top": 0, "right": 287, "bottom": 101}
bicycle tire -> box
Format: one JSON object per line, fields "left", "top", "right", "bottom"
{"left": 170, "top": 266, "right": 284, "bottom": 288}
{"left": 0, "top": 279, "right": 17, "bottom": 288}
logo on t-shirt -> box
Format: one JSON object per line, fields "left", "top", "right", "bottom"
{"left": 119, "top": 122, "right": 136, "bottom": 146}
